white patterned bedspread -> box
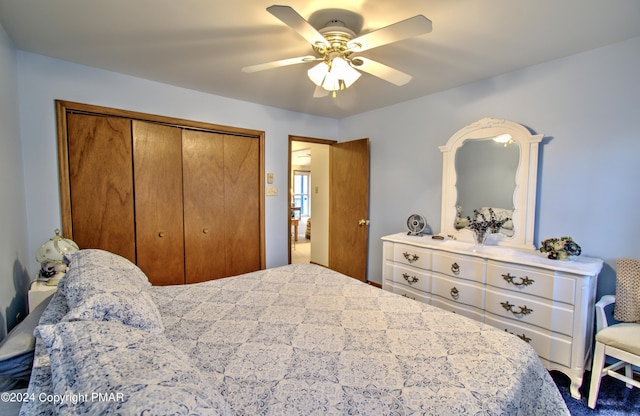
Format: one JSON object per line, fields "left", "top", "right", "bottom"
{"left": 146, "top": 264, "right": 568, "bottom": 415}
{"left": 21, "top": 263, "right": 568, "bottom": 415}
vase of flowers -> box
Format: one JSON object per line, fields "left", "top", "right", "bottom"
{"left": 539, "top": 236, "right": 582, "bottom": 260}
{"left": 466, "top": 208, "right": 511, "bottom": 246}
{"left": 473, "top": 228, "right": 488, "bottom": 245}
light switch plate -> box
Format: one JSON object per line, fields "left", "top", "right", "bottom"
{"left": 266, "top": 186, "right": 278, "bottom": 196}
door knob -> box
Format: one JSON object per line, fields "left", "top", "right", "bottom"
{"left": 358, "top": 219, "right": 370, "bottom": 226}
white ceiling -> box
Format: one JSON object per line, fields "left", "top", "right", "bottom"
{"left": 2, "top": 0, "right": 639, "bottom": 119}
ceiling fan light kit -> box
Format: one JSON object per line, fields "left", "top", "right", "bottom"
{"left": 307, "top": 56, "right": 361, "bottom": 97}
{"left": 242, "top": 5, "right": 432, "bottom": 97}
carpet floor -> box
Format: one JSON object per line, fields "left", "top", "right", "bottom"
{"left": 553, "top": 371, "right": 640, "bottom": 415}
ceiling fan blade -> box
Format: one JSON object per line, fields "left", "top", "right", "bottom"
{"left": 267, "top": 5, "right": 329, "bottom": 48}
{"left": 347, "top": 15, "right": 432, "bottom": 52}
{"left": 351, "top": 57, "right": 412, "bottom": 86}
{"left": 242, "top": 56, "right": 318, "bottom": 73}
{"left": 313, "top": 86, "right": 329, "bottom": 98}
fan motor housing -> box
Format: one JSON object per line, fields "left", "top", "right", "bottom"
{"left": 314, "top": 24, "right": 356, "bottom": 56}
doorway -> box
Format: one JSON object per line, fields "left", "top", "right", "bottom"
{"left": 291, "top": 169, "right": 310, "bottom": 263}
{"left": 288, "top": 136, "right": 335, "bottom": 266}
{"left": 287, "top": 135, "right": 371, "bottom": 283}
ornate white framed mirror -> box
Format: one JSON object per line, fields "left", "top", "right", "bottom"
{"left": 439, "top": 118, "right": 543, "bottom": 249}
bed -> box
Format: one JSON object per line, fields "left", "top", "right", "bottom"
{"left": 19, "top": 249, "right": 568, "bottom": 415}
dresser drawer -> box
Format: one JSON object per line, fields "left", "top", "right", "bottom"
{"left": 388, "top": 281, "right": 430, "bottom": 304}
{"left": 485, "top": 288, "right": 574, "bottom": 336}
{"left": 432, "top": 274, "right": 484, "bottom": 310}
{"left": 393, "top": 244, "right": 431, "bottom": 270}
{"left": 485, "top": 314, "right": 573, "bottom": 368}
{"left": 487, "top": 261, "right": 576, "bottom": 304}
{"left": 432, "top": 251, "right": 484, "bottom": 283}
{"left": 431, "top": 296, "right": 483, "bottom": 322}
{"left": 385, "top": 261, "right": 431, "bottom": 293}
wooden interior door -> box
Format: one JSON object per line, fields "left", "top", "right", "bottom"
{"left": 329, "top": 138, "right": 370, "bottom": 282}
{"left": 133, "top": 121, "right": 185, "bottom": 285}
{"left": 66, "top": 113, "right": 136, "bottom": 262}
{"left": 182, "top": 130, "right": 226, "bottom": 283}
{"left": 223, "top": 135, "right": 261, "bottom": 276}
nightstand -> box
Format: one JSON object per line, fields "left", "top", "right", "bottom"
{"left": 28, "top": 280, "right": 58, "bottom": 313}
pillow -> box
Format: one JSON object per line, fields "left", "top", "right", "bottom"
{"left": 61, "top": 249, "right": 151, "bottom": 306}
{"left": 0, "top": 295, "right": 53, "bottom": 390}
{"left": 59, "top": 249, "right": 163, "bottom": 333}
{"left": 61, "top": 290, "right": 164, "bottom": 334}
{"left": 36, "top": 321, "right": 230, "bottom": 415}
{"left": 58, "top": 249, "right": 164, "bottom": 333}
{"left": 0, "top": 294, "right": 52, "bottom": 362}
{"left": 38, "top": 290, "right": 69, "bottom": 326}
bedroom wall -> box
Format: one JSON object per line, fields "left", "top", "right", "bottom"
{"left": 0, "top": 25, "right": 30, "bottom": 338}
{"left": 340, "top": 36, "right": 640, "bottom": 298}
{"left": 15, "top": 51, "right": 340, "bottom": 278}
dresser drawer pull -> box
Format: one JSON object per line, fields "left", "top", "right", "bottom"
{"left": 500, "top": 301, "right": 533, "bottom": 316}
{"left": 402, "top": 293, "right": 416, "bottom": 300}
{"left": 403, "top": 252, "right": 420, "bottom": 263}
{"left": 502, "top": 273, "right": 534, "bottom": 287}
{"left": 451, "top": 262, "right": 460, "bottom": 274}
{"left": 450, "top": 287, "right": 460, "bottom": 300}
{"left": 402, "top": 273, "right": 419, "bottom": 285}
{"left": 504, "top": 329, "right": 532, "bottom": 343}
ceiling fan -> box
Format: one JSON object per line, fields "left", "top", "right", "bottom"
{"left": 242, "top": 5, "right": 432, "bottom": 97}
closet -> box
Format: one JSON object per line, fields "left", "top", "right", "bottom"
{"left": 58, "top": 101, "right": 265, "bottom": 285}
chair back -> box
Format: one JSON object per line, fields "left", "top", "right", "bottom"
{"left": 614, "top": 258, "right": 640, "bottom": 323}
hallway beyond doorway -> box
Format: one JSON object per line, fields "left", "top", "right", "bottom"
{"left": 291, "top": 216, "right": 310, "bottom": 264}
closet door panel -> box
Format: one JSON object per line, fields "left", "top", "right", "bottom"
{"left": 182, "top": 130, "right": 226, "bottom": 283}
{"left": 67, "top": 113, "right": 136, "bottom": 262}
{"left": 224, "top": 135, "right": 261, "bottom": 276}
{"left": 133, "top": 121, "right": 185, "bottom": 285}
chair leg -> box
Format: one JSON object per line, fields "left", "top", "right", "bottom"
{"left": 588, "top": 341, "right": 607, "bottom": 409}
{"left": 625, "top": 364, "right": 633, "bottom": 389}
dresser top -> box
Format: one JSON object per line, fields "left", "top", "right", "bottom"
{"left": 382, "top": 233, "right": 603, "bottom": 276}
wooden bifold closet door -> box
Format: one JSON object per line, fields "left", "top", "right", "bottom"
{"left": 59, "top": 102, "right": 265, "bottom": 286}
{"left": 66, "top": 114, "right": 136, "bottom": 262}
{"left": 132, "top": 121, "right": 185, "bottom": 285}
{"left": 182, "top": 131, "right": 261, "bottom": 281}
{"left": 181, "top": 129, "right": 226, "bottom": 283}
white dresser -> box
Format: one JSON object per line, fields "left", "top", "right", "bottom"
{"left": 382, "top": 232, "right": 603, "bottom": 399}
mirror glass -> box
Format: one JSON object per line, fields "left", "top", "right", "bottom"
{"left": 453, "top": 138, "right": 519, "bottom": 236}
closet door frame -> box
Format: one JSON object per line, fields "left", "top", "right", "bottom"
{"left": 56, "top": 100, "right": 266, "bottom": 271}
